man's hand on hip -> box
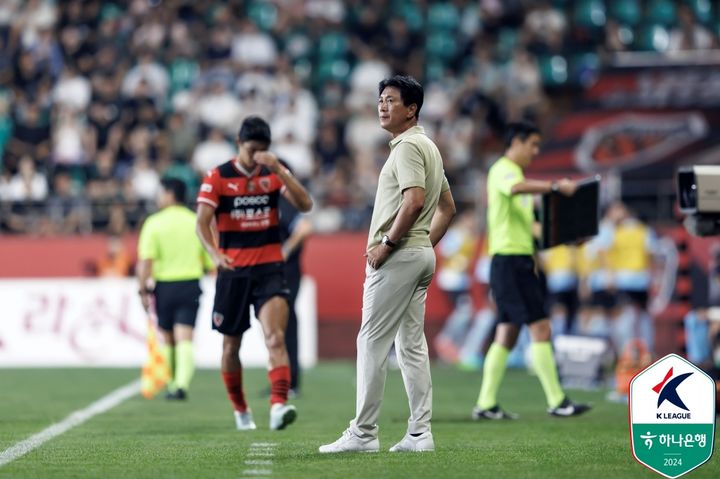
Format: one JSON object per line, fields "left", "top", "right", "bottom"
{"left": 365, "top": 245, "right": 392, "bottom": 270}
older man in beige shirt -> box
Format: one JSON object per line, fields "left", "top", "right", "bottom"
{"left": 320, "top": 75, "right": 456, "bottom": 453}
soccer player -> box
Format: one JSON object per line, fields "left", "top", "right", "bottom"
{"left": 473, "top": 121, "right": 591, "bottom": 419}
{"left": 137, "top": 178, "right": 213, "bottom": 400}
{"left": 320, "top": 75, "right": 456, "bottom": 453}
{"left": 196, "top": 116, "right": 312, "bottom": 431}
{"left": 277, "top": 166, "right": 313, "bottom": 396}
{"left": 603, "top": 201, "right": 659, "bottom": 355}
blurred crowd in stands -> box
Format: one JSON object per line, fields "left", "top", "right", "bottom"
{"left": 1, "top": 0, "right": 719, "bottom": 235}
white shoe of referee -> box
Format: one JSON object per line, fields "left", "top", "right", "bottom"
{"left": 389, "top": 431, "right": 435, "bottom": 452}
{"left": 319, "top": 429, "right": 379, "bottom": 453}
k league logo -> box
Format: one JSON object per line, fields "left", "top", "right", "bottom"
{"left": 653, "top": 367, "right": 693, "bottom": 418}
{"left": 629, "top": 354, "right": 716, "bottom": 478}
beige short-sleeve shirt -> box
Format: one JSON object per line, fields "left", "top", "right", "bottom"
{"left": 367, "top": 125, "right": 450, "bottom": 251}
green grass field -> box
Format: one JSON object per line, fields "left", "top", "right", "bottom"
{"left": 0, "top": 363, "right": 717, "bottom": 479}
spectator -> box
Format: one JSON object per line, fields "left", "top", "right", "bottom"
{"left": 231, "top": 19, "right": 278, "bottom": 68}
{"left": 669, "top": 5, "right": 715, "bottom": 52}
{"left": 51, "top": 107, "right": 91, "bottom": 167}
{"left": 52, "top": 64, "right": 91, "bottom": 111}
{"left": 128, "top": 156, "right": 160, "bottom": 203}
{"left": 122, "top": 51, "right": 169, "bottom": 108}
{"left": 44, "top": 169, "right": 91, "bottom": 235}
{"left": 6, "top": 101, "right": 51, "bottom": 170}
{"left": 7, "top": 155, "right": 47, "bottom": 201}
{"left": 94, "top": 234, "right": 133, "bottom": 277}
{"left": 191, "top": 128, "right": 235, "bottom": 175}
{"left": 196, "top": 82, "right": 242, "bottom": 136}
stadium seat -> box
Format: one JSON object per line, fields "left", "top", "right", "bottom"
{"left": 496, "top": 28, "right": 519, "bottom": 62}
{"left": 315, "top": 58, "right": 350, "bottom": 85}
{"left": 574, "top": 0, "right": 607, "bottom": 28}
{"left": 427, "top": 2, "right": 460, "bottom": 32}
{"left": 292, "top": 57, "right": 312, "bottom": 83}
{"left": 247, "top": 1, "right": 278, "bottom": 31}
{"left": 169, "top": 59, "right": 199, "bottom": 97}
{"left": 392, "top": 0, "right": 424, "bottom": 32}
{"left": 317, "top": 32, "right": 349, "bottom": 60}
{"left": 609, "top": 0, "right": 641, "bottom": 26}
{"left": 426, "top": 32, "right": 458, "bottom": 62}
{"left": 689, "top": 0, "right": 713, "bottom": 25}
{"left": 645, "top": 0, "right": 677, "bottom": 27}
{"left": 570, "top": 52, "right": 600, "bottom": 87}
{"left": 283, "top": 30, "right": 313, "bottom": 61}
{"left": 538, "top": 54, "right": 568, "bottom": 86}
{"left": 425, "top": 60, "right": 446, "bottom": 83}
{"left": 634, "top": 23, "right": 671, "bottom": 52}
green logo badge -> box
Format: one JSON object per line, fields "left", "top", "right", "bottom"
{"left": 630, "top": 353, "right": 716, "bottom": 478}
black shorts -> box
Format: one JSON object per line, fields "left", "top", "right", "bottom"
{"left": 211, "top": 270, "right": 290, "bottom": 336}
{"left": 490, "top": 255, "right": 547, "bottom": 326}
{"left": 548, "top": 289, "right": 579, "bottom": 312}
{"left": 590, "top": 290, "right": 616, "bottom": 310}
{"left": 617, "top": 289, "right": 649, "bottom": 309}
{"left": 154, "top": 280, "right": 201, "bottom": 332}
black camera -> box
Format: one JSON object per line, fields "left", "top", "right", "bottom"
{"left": 677, "top": 165, "right": 720, "bottom": 237}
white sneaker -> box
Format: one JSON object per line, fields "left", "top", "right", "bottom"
{"left": 319, "top": 429, "right": 379, "bottom": 453}
{"left": 389, "top": 431, "right": 435, "bottom": 452}
{"left": 269, "top": 403, "right": 297, "bottom": 431}
{"left": 234, "top": 410, "right": 257, "bottom": 431}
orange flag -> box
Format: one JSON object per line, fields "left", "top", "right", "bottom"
{"left": 140, "top": 314, "right": 170, "bottom": 399}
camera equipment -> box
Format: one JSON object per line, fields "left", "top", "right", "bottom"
{"left": 677, "top": 165, "right": 720, "bottom": 236}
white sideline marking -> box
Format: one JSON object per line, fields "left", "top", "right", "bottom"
{"left": 0, "top": 379, "right": 141, "bottom": 467}
{"left": 241, "top": 442, "right": 277, "bottom": 477}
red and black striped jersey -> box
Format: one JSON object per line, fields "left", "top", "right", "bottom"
{"left": 197, "top": 160, "right": 284, "bottom": 273}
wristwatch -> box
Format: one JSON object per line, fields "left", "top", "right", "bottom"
{"left": 381, "top": 235, "right": 397, "bottom": 248}
{"left": 550, "top": 181, "right": 559, "bottom": 193}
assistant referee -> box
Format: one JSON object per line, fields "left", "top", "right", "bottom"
{"left": 137, "top": 177, "right": 213, "bottom": 400}
{"left": 473, "top": 121, "right": 591, "bottom": 419}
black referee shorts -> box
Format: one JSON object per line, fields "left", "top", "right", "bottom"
{"left": 490, "top": 255, "right": 547, "bottom": 326}
{"left": 154, "top": 280, "right": 202, "bottom": 331}
{"left": 211, "top": 269, "right": 290, "bottom": 336}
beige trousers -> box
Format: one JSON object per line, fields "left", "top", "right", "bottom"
{"left": 350, "top": 246, "right": 436, "bottom": 439}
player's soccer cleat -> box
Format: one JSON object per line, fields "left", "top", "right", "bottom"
{"left": 472, "top": 405, "right": 519, "bottom": 420}
{"left": 548, "top": 397, "right": 592, "bottom": 417}
{"left": 165, "top": 388, "right": 187, "bottom": 401}
{"left": 389, "top": 431, "right": 434, "bottom": 452}
{"left": 234, "top": 410, "right": 257, "bottom": 431}
{"left": 269, "top": 403, "right": 297, "bottom": 431}
{"left": 319, "top": 429, "right": 380, "bottom": 453}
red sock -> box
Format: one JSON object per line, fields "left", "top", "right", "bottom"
{"left": 268, "top": 365, "right": 290, "bottom": 405}
{"left": 222, "top": 370, "right": 247, "bottom": 412}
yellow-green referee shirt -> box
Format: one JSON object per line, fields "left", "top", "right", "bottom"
{"left": 138, "top": 205, "right": 213, "bottom": 281}
{"left": 487, "top": 156, "right": 534, "bottom": 256}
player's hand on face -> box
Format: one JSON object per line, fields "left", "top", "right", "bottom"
{"left": 253, "top": 151, "right": 279, "bottom": 172}
{"left": 365, "top": 244, "right": 391, "bottom": 270}
{"left": 558, "top": 178, "right": 577, "bottom": 196}
{"left": 212, "top": 251, "right": 235, "bottom": 271}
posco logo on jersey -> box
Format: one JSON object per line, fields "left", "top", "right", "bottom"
{"left": 233, "top": 195, "right": 270, "bottom": 207}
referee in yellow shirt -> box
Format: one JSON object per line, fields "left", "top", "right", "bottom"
{"left": 473, "top": 121, "right": 591, "bottom": 419}
{"left": 137, "top": 178, "right": 213, "bottom": 400}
